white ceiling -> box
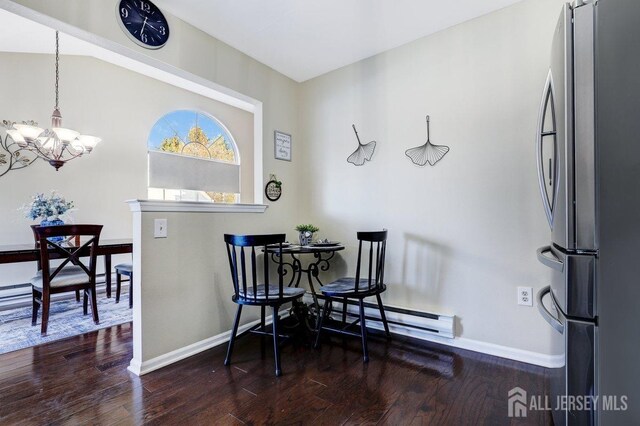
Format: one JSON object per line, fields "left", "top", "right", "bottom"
{"left": 0, "top": 1, "right": 523, "bottom": 82}
{"left": 153, "top": 0, "right": 523, "bottom": 82}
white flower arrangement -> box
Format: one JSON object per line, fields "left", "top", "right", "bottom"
{"left": 21, "top": 191, "right": 74, "bottom": 221}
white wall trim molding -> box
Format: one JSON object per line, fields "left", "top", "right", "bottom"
{"left": 126, "top": 199, "right": 268, "bottom": 213}
{"left": 315, "top": 295, "right": 561, "bottom": 369}
{"left": 370, "top": 320, "right": 563, "bottom": 368}
{"left": 128, "top": 311, "right": 289, "bottom": 376}
{"left": 451, "top": 337, "right": 564, "bottom": 369}
{"left": 129, "top": 290, "right": 559, "bottom": 374}
{"left": 127, "top": 317, "right": 261, "bottom": 376}
{"left": 127, "top": 307, "right": 561, "bottom": 376}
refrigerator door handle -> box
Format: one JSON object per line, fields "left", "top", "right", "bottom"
{"left": 536, "top": 69, "right": 557, "bottom": 229}
{"left": 537, "top": 286, "right": 564, "bottom": 334}
{"left": 536, "top": 245, "right": 564, "bottom": 272}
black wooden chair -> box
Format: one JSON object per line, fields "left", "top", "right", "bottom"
{"left": 314, "top": 230, "right": 391, "bottom": 362}
{"left": 30, "top": 224, "right": 103, "bottom": 335}
{"left": 223, "top": 234, "right": 305, "bottom": 376}
{"left": 115, "top": 263, "right": 133, "bottom": 308}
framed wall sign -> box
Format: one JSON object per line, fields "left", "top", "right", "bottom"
{"left": 274, "top": 131, "right": 292, "bottom": 161}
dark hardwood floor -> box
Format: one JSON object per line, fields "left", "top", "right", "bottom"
{"left": 0, "top": 322, "right": 551, "bottom": 425}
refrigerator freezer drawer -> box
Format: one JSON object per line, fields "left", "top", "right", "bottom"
{"left": 537, "top": 286, "right": 597, "bottom": 426}
{"left": 537, "top": 245, "right": 596, "bottom": 319}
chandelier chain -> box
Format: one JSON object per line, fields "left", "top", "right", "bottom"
{"left": 55, "top": 31, "right": 59, "bottom": 109}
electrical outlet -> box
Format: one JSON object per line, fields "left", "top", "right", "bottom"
{"left": 518, "top": 287, "right": 533, "bottom": 306}
{"left": 154, "top": 218, "right": 167, "bottom": 238}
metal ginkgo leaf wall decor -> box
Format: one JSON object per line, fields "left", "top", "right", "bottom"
{"left": 347, "top": 124, "right": 376, "bottom": 166}
{"left": 405, "top": 115, "right": 450, "bottom": 166}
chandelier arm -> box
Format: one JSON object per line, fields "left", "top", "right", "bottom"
{"left": 0, "top": 135, "right": 38, "bottom": 177}
{"left": 27, "top": 150, "right": 52, "bottom": 162}
{"left": 0, "top": 133, "right": 8, "bottom": 151}
{"left": 10, "top": 158, "right": 35, "bottom": 170}
{"left": 61, "top": 144, "right": 84, "bottom": 160}
{"left": 8, "top": 151, "right": 37, "bottom": 171}
{"left": 0, "top": 166, "right": 11, "bottom": 179}
{"left": 26, "top": 140, "right": 56, "bottom": 161}
{"left": 0, "top": 136, "right": 14, "bottom": 178}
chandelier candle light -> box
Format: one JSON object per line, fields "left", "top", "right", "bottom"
{"left": 2, "top": 31, "right": 101, "bottom": 170}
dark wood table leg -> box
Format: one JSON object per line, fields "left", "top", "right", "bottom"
{"left": 104, "top": 254, "right": 112, "bottom": 298}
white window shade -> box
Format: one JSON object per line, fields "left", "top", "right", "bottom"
{"left": 149, "top": 151, "right": 240, "bottom": 193}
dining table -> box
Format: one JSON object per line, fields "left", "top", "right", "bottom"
{"left": 265, "top": 242, "right": 344, "bottom": 330}
{"left": 0, "top": 239, "right": 133, "bottom": 298}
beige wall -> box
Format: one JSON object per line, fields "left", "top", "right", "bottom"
{"left": 137, "top": 209, "right": 292, "bottom": 360}
{"left": 7, "top": 0, "right": 302, "bottom": 226}
{"left": 0, "top": 0, "right": 301, "bottom": 286}
{"left": 0, "top": 52, "right": 254, "bottom": 284}
{"left": 298, "top": 0, "right": 565, "bottom": 354}
{"left": 1, "top": 0, "right": 569, "bottom": 364}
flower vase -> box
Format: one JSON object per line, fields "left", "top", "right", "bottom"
{"left": 299, "top": 231, "right": 313, "bottom": 246}
{"left": 40, "top": 218, "right": 65, "bottom": 242}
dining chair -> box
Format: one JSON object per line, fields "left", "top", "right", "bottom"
{"left": 30, "top": 228, "right": 83, "bottom": 304}
{"left": 223, "top": 233, "right": 305, "bottom": 376}
{"left": 115, "top": 263, "right": 133, "bottom": 308}
{"left": 314, "top": 230, "right": 391, "bottom": 362}
{"left": 30, "top": 224, "right": 103, "bottom": 335}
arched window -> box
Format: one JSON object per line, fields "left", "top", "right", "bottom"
{"left": 147, "top": 110, "right": 240, "bottom": 203}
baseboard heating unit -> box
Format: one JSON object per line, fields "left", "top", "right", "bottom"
{"left": 302, "top": 293, "right": 455, "bottom": 339}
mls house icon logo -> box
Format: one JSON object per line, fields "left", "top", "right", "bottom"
{"left": 508, "top": 387, "right": 528, "bottom": 418}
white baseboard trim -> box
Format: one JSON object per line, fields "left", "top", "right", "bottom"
{"left": 322, "top": 297, "right": 562, "bottom": 369}
{"left": 127, "top": 318, "right": 260, "bottom": 376}
{"left": 128, "top": 310, "right": 288, "bottom": 376}
{"left": 397, "top": 331, "right": 564, "bottom": 369}
{"left": 128, "top": 305, "right": 562, "bottom": 376}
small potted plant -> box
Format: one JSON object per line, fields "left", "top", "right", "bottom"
{"left": 22, "top": 192, "right": 74, "bottom": 242}
{"left": 295, "top": 224, "right": 319, "bottom": 246}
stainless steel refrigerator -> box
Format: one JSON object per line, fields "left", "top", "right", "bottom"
{"left": 535, "top": 0, "right": 640, "bottom": 424}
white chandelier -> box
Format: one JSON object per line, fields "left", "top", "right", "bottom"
{"left": 3, "top": 31, "right": 101, "bottom": 171}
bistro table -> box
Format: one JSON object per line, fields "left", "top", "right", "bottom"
{"left": 0, "top": 239, "right": 133, "bottom": 298}
{"left": 265, "top": 242, "right": 344, "bottom": 330}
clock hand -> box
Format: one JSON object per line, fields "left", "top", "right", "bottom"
{"left": 141, "top": 16, "right": 148, "bottom": 35}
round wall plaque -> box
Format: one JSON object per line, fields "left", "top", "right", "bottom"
{"left": 265, "top": 180, "right": 282, "bottom": 202}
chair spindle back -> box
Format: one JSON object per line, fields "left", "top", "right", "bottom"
{"left": 224, "top": 234, "right": 286, "bottom": 303}
{"left": 354, "top": 230, "right": 387, "bottom": 292}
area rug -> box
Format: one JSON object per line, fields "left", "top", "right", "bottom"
{"left": 0, "top": 293, "right": 132, "bottom": 355}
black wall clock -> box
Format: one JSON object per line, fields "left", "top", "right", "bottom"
{"left": 117, "top": 0, "right": 170, "bottom": 49}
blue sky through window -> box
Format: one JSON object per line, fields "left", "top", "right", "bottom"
{"left": 148, "top": 110, "right": 233, "bottom": 151}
